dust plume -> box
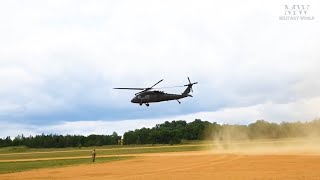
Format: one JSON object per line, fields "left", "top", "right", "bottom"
{"left": 206, "top": 120, "right": 320, "bottom": 155}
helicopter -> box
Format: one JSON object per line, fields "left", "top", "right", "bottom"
{"left": 114, "top": 77, "right": 198, "bottom": 106}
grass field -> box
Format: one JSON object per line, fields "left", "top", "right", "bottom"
{"left": 0, "top": 156, "right": 134, "bottom": 174}
{"left": 0, "top": 144, "right": 180, "bottom": 154}
{"left": 0, "top": 144, "right": 208, "bottom": 162}
{"left": 0, "top": 143, "right": 210, "bottom": 174}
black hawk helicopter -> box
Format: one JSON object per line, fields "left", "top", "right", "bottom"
{"left": 114, "top": 77, "right": 198, "bottom": 106}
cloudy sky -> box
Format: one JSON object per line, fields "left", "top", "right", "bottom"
{"left": 0, "top": 0, "right": 319, "bottom": 138}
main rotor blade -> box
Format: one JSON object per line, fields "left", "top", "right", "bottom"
{"left": 150, "top": 79, "right": 164, "bottom": 88}
{"left": 153, "top": 85, "right": 185, "bottom": 89}
{"left": 113, "top": 88, "right": 146, "bottom": 90}
{"left": 188, "top": 77, "right": 191, "bottom": 84}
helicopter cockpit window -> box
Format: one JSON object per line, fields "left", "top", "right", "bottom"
{"left": 137, "top": 94, "right": 145, "bottom": 99}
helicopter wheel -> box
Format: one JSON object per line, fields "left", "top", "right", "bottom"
{"left": 146, "top": 103, "right": 149, "bottom": 107}
{"left": 139, "top": 103, "right": 142, "bottom": 106}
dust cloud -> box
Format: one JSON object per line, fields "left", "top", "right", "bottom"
{"left": 207, "top": 123, "right": 320, "bottom": 155}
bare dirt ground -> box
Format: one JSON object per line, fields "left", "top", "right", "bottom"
{"left": 1, "top": 151, "right": 320, "bottom": 180}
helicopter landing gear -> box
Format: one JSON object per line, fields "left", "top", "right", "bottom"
{"left": 139, "top": 103, "right": 142, "bottom": 106}
{"left": 177, "top": 100, "right": 181, "bottom": 104}
{"left": 145, "top": 103, "right": 150, "bottom": 107}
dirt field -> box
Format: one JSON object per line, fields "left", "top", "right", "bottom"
{"left": 1, "top": 151, "right": 320, "bottom": 180}
{"left": 2, "top": 139, "right": 320, "bottom": 180}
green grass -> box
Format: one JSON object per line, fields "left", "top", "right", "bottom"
{"left": 0, "top": 144, "right": 151, "bottom": 154}
{"left": 0, "top": 144, "right": 208, "bottom": 161}
{"left": 0, "top": 156, "right": 134, "bottom": 174}
{"left": 0, "top": 144, "right": 208, "bottom": 175}
{"left": 0, "top": 144, "right": 188, "bottom": 154}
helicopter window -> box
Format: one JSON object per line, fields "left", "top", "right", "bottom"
{"left": 138, "top": 94, "right": 145, "bottom": 99}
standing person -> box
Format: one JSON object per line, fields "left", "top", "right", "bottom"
{"left": 92, "top": 149, "right": 96, "bottom": 162}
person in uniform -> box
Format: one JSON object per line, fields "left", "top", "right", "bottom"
{"left": 92, "top": 149, "right": 96, "bottom": 162}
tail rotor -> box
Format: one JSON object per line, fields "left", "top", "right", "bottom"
{"left": 185, "top": 77, "right": 198, "bottom": 92}
{"left": 182, "top": 77, "right": 198, "bottom": 95}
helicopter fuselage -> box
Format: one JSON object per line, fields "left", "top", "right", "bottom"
{"left": 114, "top": 77, "right": 197, "bottom": 106}
{"left": 131, "top": 91, "right": 191, "bottom": 105}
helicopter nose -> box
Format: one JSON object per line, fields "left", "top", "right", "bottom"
{"left": 131, "top": 97, "right": 136, "bottom": 103}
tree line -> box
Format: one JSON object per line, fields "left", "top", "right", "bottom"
{"left": 0, "top": 132, "right": 121, "bottom": 148}
{"left": 1, "top": 119, "right": 320, "bottom": 148}
{"left": 123, "top": 119, "right": 320, "bottom": 144}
